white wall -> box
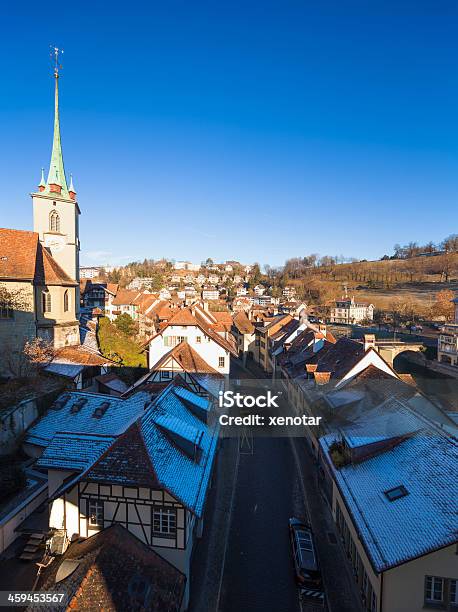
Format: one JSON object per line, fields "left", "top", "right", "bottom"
{"left": 149, "top": 325, "right": 230, "bottom": 374}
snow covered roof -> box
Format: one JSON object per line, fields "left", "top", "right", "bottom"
{"left": 36, "top": 433, "right": 115, "bottom": 471}
{"left": 44, "top": 361, "right": 84, "bottom": 379}
{"left": 142, "top": 387, "right": 218, "bottom": 516}
{"left": 188, "top": 373, "right": 225, "bottom": 399}
{"left": 25, "top": 391, "right": 150, "bottom": 447}
{"left": 320, "top": 420, "right": 458, "bottom": 572}
{"left": 52, "top": 385, "right": 219, "bottom": 518}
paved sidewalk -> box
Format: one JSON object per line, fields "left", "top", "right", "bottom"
{"left": 189, "top": 436, "right": 239, "bottom": 612}
{"left": 291, "top": 437, "right": 364, "bottom": 612}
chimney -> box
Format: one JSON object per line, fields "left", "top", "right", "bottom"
{"left": 364, "top": 334, "right": 376, "bottom": 351}
{"left": 203, "top": 301, "right": 209, "bottom": 312}
{"left": 318, "top": 323, "right": 327, "bottom": 336}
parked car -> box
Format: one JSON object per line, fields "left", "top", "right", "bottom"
{"left": 289, "top": 518, "right": 322, "bottom": 589}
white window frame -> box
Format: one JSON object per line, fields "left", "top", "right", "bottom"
{"left": 152, "top": 507, "right": 176, "bottom": 537}
{"left": 425, "top": 576, "right": 444, "bottom": 604}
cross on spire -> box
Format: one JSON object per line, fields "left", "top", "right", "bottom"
{"left": 41, "top": 46, "right": 71, "bottom": 197}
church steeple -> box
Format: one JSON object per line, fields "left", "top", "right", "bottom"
{"left": 32, "top": 47, "right": 80, "bottom": 301}
{"left": 41, "top": 47, "right": 70, "bottom": 199}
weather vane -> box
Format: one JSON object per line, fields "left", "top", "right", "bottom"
{"left": 50, "top": 46, "right": 64, "bottom": 77}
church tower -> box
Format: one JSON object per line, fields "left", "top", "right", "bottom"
{"left": 32, "top": 49, "right": 80, "bottom": 313}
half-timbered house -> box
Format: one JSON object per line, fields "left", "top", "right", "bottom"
{"left": 25, "top": 383, "right": 219, "bottom": 609}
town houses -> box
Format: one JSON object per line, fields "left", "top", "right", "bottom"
{"left": 0, "top": 50, "right": 457, "bottom": 612}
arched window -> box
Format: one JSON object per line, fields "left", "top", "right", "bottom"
{"left": 63, "top": 289, "right": 69, "bottom": 312}
{"left": 42, "top": 290, "right": 52, "bottom": 313}
{"left": 49, "top": 210, "right": 60, "bottom": 233}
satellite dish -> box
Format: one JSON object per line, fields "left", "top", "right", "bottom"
{"left": 55, "top": 559, "right": 80, "bottom": 584}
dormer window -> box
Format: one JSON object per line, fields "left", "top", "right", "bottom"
{"left": 42, "top": 290, "right": 52, "bottom": 313}
{"left": 50, "top": 210, "right": 60, "bottom": 233}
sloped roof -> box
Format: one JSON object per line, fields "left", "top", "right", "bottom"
{"left": 320, "top": 422, "right": 458, "bottom": 572}
{"left": 151, "top": 341, "right": 223, "bottom": 375}
{"left": 25, "top": 390, "right": 150, "bottom": 447}
{"left": 112, "top": 289, "right": 140, "bottom": 306}
{"left": 0, "top": 228, "right": 76, "bottom": 285}
{"left": 232, "top": 310, "right": 255, "bottom": 334}
{"left": 85, "top": 422, "right": 160, "bottom": 488}
{"left": 310, "top": 337, "right": 366, "bottom": 380}
{"left": 32, "top": 524, "right": 185, "bottom": 612}
{"left": 50, "top": 385, "right": 219, "bottom": 517}
{"left": 36, "top": 433, "right": 115, "bottom": 471}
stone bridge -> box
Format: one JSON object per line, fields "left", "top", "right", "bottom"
{"left": 375, "top": 340, "right": 425, "bottom": 366}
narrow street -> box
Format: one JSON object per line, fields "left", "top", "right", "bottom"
{"left": 215, "top": 359, "right": 363, "bottom": 612}
{"left": 219, "top": 436, "right": 303, "bottom": 612}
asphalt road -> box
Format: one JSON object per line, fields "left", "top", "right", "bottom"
{"left": 219, "top": 436, "right": 304, "bottom": 612}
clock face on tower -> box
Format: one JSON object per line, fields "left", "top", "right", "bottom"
{"left": 44, "top": 233, "right": 66, "bottom": 252}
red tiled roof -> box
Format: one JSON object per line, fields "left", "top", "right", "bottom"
{"left": 0, "top": 228, "right": 76, "bottom": 286}
{"left": 112, "top": 289, "right": 139, "bottom": 306}
{"left": 34, "top": 523, "right": 185, "bottom": 612}
{"left": 232, "top": 311, "right": 255, "bottom": 334}
{"left": 54, "top": 346, "right": 111, "bottom": 366}
{"left": 151, "top": 341, "right": 223, "bottom": 375}
{"left": 85, "top": 422, "right": 160, "bottom": 487}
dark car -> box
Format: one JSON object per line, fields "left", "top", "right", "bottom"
{"left": 289, "top": 518, "right": 322, "bottom": 589}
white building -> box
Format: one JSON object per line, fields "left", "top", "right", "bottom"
{"left": 202, "top": 286, "right": 220, "bottom": 301}
{"left": 173, "top": 261, "right": 200, "bottom": 271}
{"left": 330, "top": 297, "right": 374, "bottom": 324}
{"left": 254, "top": 284, "right": 266, "bottom": 296}
{"left": 147, "top": 305, "right": 236, "bottom": 377}
{"left": 437, "top": 296, "right": 458, "bottom": 367}
{"left": 282, "top": 286, "right": 296, "bottom": 299}
{"left": 80, "top": 267, "right": 102, "bottom": 279}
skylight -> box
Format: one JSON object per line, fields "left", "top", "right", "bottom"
{"left": 384, "top": 485, "right": 409, "bottom": 502}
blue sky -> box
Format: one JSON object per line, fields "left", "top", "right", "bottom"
{"left": 0, "top": 1, "right": 457, "bottom": 267}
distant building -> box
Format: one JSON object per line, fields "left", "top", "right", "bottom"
{"left": 282, "top": 286, "right": 296, "bottom": 299}
{"left": 80, "top": 266, "right": 103, "bottom": 279}
{"left": 173, "top": 261, "right": 200, "bottom": 271}
{"left": 438, "top": 325, "right": 458, "bottom": 367}
{"left": 127, "top": 277, "right": 156, "bottom": 290}
{"left": 330, "top": 297, "right": 374, "bottom": 324}
{"left": 251, "top": 294, "right": 275, "bottom": 307}
{"left": 254, "top": 284, "right": 266, "bottom": 296}
{"left": 202, "top": 286, "right": 220, "bottom": 301}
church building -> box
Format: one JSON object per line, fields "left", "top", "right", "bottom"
{"left": 0, "top": 59, "right": 80, "bottom": 374}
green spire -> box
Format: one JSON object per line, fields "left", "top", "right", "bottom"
{"left": 69, "top": 173, "right": 75, "bottom": 193}
{"left": 45, "top": 73, "right": 69, "bottom": 197}
{"left": 38, "top": 167, "right": 46, "bottom": 188}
